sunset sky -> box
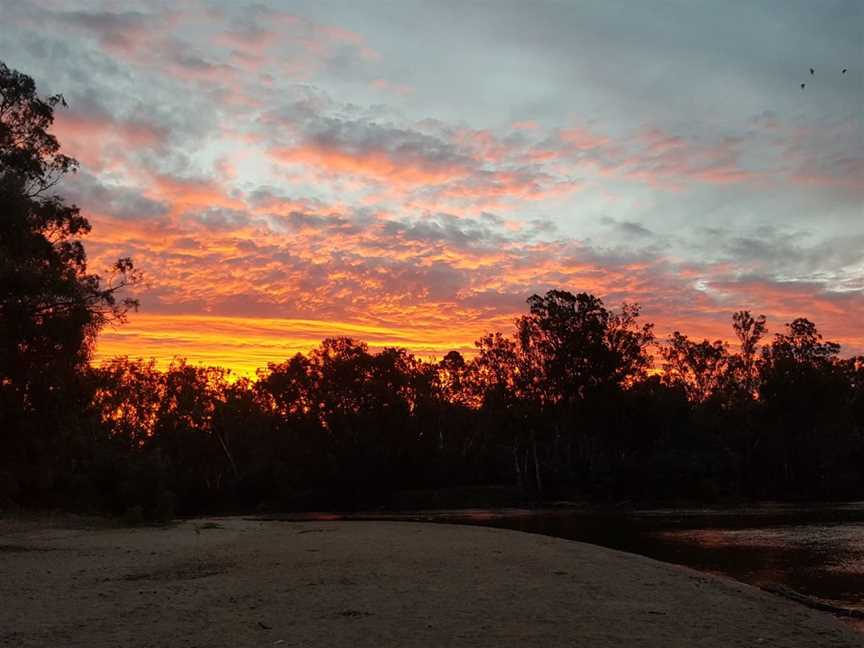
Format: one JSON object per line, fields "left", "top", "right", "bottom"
{"left": 2, "top": 0, "right": 862, "bottom": 375}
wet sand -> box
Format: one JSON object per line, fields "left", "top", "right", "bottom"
{"left": 0, "top": 517, "right": 860, "bottom": 647}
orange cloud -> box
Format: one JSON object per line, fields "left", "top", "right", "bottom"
{"left": 271, "top": 145, "right": 472, "bottom": 187}
{"left": 144, "top": 174, "right": 246, "bottom": 217}
{"left": 52, "top": 111, "right": 167, "bottom": 171}
{"left": 10, "top": 0, "right": 859, "bottom": 380}
{"left": 83, "top": 195, "right": 864, "bottom": 376}
{"left": 559, "top": 126, "right": 611, "bottom": 150}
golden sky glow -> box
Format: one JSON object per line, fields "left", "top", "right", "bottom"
{"left": 94, "top": 313, "right": 494, "bottom": 377}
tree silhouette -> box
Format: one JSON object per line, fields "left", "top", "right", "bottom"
{"left": 2, "top": 58, "right": 863, "bottom": 514}
{"left": 92, "top": 357, "right": 163, "bottom": 448}
{"left": 467, "top": 331, "right": 533, "bottom": 489}
{"left": 660, "top": 332, "right": 730, "bottom": 403}
{"left": 515, "top": 291, "right": 654, "bottom": 489}
{"left": 731, "top": 310, "right": 767, "bottom": 397}
{"left": 757, "top": 319, "right": 848, "bottom": 492}
{"left": 0, "top": 62, "right": 138, "bottom": 503}
{"left": 517, "top": 291, "right": 654, "bottom": 404}
{"left": 0, "top": 62, "right": 76, "bottom": 196}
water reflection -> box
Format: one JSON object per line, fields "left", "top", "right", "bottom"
{"left": 428, "top": 506, "right": 864, "bottom": 630}
{"left": 655, "top": 523, "right": 864, "bottom": 606}
{"left": 280, "top": 504, "right": 864, "bottom": 631}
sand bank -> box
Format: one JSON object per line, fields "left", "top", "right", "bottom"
{"left": 0, "top": 517, "right": 859, "bottom": 647}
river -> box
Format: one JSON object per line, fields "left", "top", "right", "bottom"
{"left": 294, "top": 502, "right": 864, "bottom": 632}
{"left": 430, "top": 503, "right": 864, "bottom": 632}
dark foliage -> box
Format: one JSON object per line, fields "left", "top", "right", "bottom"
{"left": 0, "top": 62, "right": 138, "bottom": 506}
{"left": 2, "top": 62, "right": 862, "bottom": 518}
{"left": 63, "top": 309, "right": 863, "bottom": 517}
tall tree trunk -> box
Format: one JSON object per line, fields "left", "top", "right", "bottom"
{"left": 215, "top": 431, "right": 241, "bottom": 481}
{"left": 513, "top": 445, "right": 523, "bottom": 490}
{"left": 532, "top": 434, "right": 543, "bottom": 495}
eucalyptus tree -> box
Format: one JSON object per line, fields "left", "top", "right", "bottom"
{"left": 0, "top": 61, "right": 138, "bottom": 502}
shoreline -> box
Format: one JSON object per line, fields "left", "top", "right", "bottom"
{"left": 1, "top": 517, "right": 861, "bottom": 647}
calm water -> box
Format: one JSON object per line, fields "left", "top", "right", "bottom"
{"left": 294, "top": 503, "right": 864, "bottom": 632}
{"left": 430, "top": 504, "right": 864, "bottom": 632}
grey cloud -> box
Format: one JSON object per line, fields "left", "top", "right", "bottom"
{"left": 186, "top": 208, "right": 251, "bottom": 231}
{"left": 60, "top": 10, "right": 154, "bottom": 33}
{"left": 59, "top": 172, "right": 169, "bottom": 221}
{"left": 305, "top": 116, "right": 473, "bottom": 172}
{"left": 601, "top": 217, "right": 654, "bottom": 238}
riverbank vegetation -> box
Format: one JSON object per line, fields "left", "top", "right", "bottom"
{"left": 2, "top": 62, "right": 863, "bottom": 519}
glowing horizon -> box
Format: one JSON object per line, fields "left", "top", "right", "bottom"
{"left": 92, "top": 304, "right": 864, "bottom": 379}
{"left": 92, "top": 313, "right": 492, "bottom": 377}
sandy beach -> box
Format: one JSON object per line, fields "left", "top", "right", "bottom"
{"left": 0, "top": 516, "right": 860, "bottom": 647}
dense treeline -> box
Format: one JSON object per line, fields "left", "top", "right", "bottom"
{"left": 2, "top": 62, "right": 863, "bottom": 518}
{"left": 90, "top": 307, "right": 864, "bottom": 512}
{"left": 5, "top": 300, "right": 864, "bottom": 517}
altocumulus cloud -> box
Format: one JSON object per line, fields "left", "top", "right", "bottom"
{"left": 0, "top": 0, "right": 860, "bottom": 372}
